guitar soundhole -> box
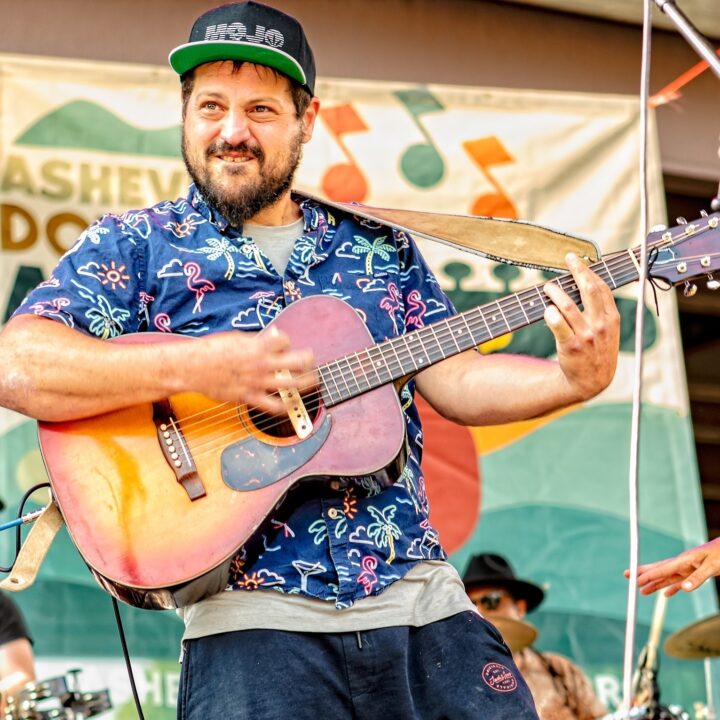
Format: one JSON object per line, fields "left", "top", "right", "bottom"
{"left": 245, "top": 394, "right": 321, "bottom": 439}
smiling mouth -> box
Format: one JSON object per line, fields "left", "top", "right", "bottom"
{"left": 216, "top": 155, "right": 256, "bottom": 164}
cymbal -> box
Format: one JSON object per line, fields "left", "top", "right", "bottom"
{"left": 665, "top": 613, "right": 720, "bottom": 659}
{"left": 491, "top": 617, "right": 538, "bottom": 652}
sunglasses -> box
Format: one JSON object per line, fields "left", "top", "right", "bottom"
{"left": 473, "top": 590, "right": 512, "bottom": 611}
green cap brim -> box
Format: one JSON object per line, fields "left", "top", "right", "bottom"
{"left": 169, "top": 41, "right": 306, "bottom": 87}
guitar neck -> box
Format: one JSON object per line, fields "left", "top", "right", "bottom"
{"left": 318, "top": 247, "right": 642, "bottom": 407}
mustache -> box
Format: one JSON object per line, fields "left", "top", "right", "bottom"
{"left": 206, "top": 141, "right": 264, "bottom": 161}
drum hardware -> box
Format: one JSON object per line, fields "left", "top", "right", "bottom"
{"left": 665, "top": 613, "right": 720, "bottom": 660}
{"left": 664, "top": 613, "right": 720, "bottom": 720}
{"left": 3, "top": 669, "right": 111, "bottom": 720}
{"left": 606, "top": 594, "right": 719, "bottom": 720}
{"left": 604, "top": 594, "right": 694, "bottom": 720}
{"left": 600, "top": 706, "right": 690, "bottom": 719}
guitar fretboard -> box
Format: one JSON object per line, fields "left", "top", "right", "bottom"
{"left": 317, "top": 247, "right": 642, "bottom": 407}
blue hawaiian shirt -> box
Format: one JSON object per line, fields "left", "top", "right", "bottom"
{"left": 16, "top": 185, "right": 457, "bottom": 608}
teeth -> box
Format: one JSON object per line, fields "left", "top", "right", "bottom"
{"left": 219, "top": 155, "right": 251, "bottom": 163}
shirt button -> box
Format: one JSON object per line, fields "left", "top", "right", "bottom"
{"left": 329, "top": 481, "right": 341, "bottom": 491}
{"left": 327, "top": 508, "right": 340, "bottom": 520}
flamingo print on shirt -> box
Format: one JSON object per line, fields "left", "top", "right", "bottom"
{"left": 183, "top": 261, "right": 216, "bottom": 314}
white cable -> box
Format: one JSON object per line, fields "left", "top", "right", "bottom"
{"left": 620, "top": 0, "right": 654, "bottom": 716}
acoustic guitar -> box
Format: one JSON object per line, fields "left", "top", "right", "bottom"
{"left": 38, "top": 213, "right": 720, "bottom": 609}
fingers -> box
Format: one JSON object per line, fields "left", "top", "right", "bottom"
{"left": 543, "top": 253, "right": 620, "bottom": 401}
{"left": 190, "top": 328, "right": 317, "bottom": 410}
{"left": 258, "top": 328, "right": 317, "bottom": 391}
{"left": 625, "top": 541, "right": 720, "bottom": 597}
{"left": 543, "top": 253, "right": 615, "bottom": 336}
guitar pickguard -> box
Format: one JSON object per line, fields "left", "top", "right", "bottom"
{"left": 220, "top": 414, "right": 332, "bottom": 491}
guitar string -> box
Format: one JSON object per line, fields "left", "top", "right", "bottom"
{"left": 174, "top": 241, "right": 718, "bottom": 450}
{"left": 174, "top": 240, "right": 693, "bottom": 452}
{"left": 176, "top": 242, "right": 716, "bottom": 449}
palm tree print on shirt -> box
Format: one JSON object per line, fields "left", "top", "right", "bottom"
{"left": 367, "top": 505, "right": 402, "bottom": 564}
{"left": 352, "top": 235, "right": 394, "bottom": 275}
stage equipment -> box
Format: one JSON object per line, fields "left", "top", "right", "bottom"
{"left": 3, "top": 669, "right": 111, "bottom": 720}
{"left": 490, "top": 617, "right": 538, "bottom": 652}
{"left": 665, "top": 613, "right": 720, "bottom": 660}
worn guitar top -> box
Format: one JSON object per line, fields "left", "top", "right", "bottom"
{"left": 16, "top": 186, "right": 457, "bottom": 608}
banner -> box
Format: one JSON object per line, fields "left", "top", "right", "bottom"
{"left": 1, "top": 53, "right": 715, "bottom": 717}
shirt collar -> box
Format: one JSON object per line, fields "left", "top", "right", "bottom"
{"left": 187, "top": 184, "right": 317, "bottom": 236}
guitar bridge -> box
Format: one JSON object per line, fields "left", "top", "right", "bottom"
{"left": 152, "top": 400, "right": 206, "bottom": 500}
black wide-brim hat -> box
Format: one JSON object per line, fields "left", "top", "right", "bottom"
{"left": 462, "top": 553, "right": 545, "bottom": 613}
{"left": 169, "top": 1, "right": 316, "bottom": 95}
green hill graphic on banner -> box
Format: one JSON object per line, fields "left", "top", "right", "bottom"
{"left": 15, "top": 100, "right": 181, "bottom": 157}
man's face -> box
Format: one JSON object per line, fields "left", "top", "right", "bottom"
{"left": 467, "top": 585, "right": 527, "bottom": 622}
{"left": 182, "top": 61, "right": 318, "bottom": 226}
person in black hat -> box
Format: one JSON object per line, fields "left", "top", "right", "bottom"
{"left": 0, "top": 2, "right": 620, "bottom": 719}
{"left": 464, "top": 553, "right": 608, "bottom": 720}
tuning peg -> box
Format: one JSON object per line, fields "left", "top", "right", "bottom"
{"left": 700, "top": 210, "right": 709, "bottom": 217}
{"left": 676, "top": 216, "right": 688, "bottom": 225}
{"left": 683, "top": 281, "right": 698, "bottom": 297}
{"left": 707, "top": 275, "right": 720, "bottom": 291}
{"left": 650, "top": 223, "right": 668, "bottom": 233}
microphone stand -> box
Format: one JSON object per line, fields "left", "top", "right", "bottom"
{"left": 631, "top": 593, "right": 667, "bottom": 718}
{"left": 652, "top": 0, "right": 720, "bottom": 79}
{"left": 652, "top": 2, "right": 720, "bottom": 220}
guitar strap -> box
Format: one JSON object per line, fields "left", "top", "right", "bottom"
{"left": 0, "top": 501, "right": 64, "bottom": 592}
{"left": 296, "top": 191, "right": 601, "bottom": 271}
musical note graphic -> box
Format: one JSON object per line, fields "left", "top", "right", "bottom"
{"left": 319, "top": 103, "right": 369, "bottom": 202}
{"left": 462, "top": 136, "right": 518, "bottom": 218}
{"left": 394, "top": 88, "right": 446, "bottom": 188}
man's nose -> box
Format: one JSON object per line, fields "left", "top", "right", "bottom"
{"left": 220, "top": 110, "right": 251, "bottom": 146}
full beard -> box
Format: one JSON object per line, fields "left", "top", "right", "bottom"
{"left": 182, "top": 130, "right": 303, "bottom": 228}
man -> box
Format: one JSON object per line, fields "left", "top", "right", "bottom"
{"left": 0, "top": 2, "right": 620, "bottom": 718}
{"left": 0, "top": 592, "right": 35, "bottom": 714}
{"left": 463, "top": 554, "right": 608, "bottom": 720}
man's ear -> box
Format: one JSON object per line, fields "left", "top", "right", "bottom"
{"left": 516, "top": 598, "right": 528, "bottom": 619}
{"left": 301, "top": 97, "right": 321, "bottom": 144}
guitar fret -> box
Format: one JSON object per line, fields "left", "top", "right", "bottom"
{"left": 320, "top": 365, "right": 341, "bottom": 404}
{"left": 514, "top": 295, "right": 530, "bottom": 326}
{"left": 368, "top": 346, "right": 388, "bottom": 385}
{"left": 447, "top": 318, "right": 463, "bottom": 353}
{"left": 387, "top": 337, "right": 405, "bottom": 376}
{"left": 354, "top": 350, "right": 372, "bottom": 390}
{"left": 601, "top": 257, "right": 616, "bottom": 289}
{"left": 403, "top": 334, "right": 421, "bottom": 370}
{"left": 345, "top": 357, "right": 363, "bottom": 395}
{"left": 457, "top": 313, "right": 476, "bottom": 347}
{"left": 428, "top": 321, "right": 450, "bottom": 358}
{"left": 495, "top": 301, "right": 512, "bottom": 333}
{"left": 477, "top": 307, "right": 492, "bottom": 340}
{"left": 333, "top": 359, "right": 354, "bottom": 398}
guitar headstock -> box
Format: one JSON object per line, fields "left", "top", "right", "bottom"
{"left": 648, "top": 212, "right": 720, "bottom": 295}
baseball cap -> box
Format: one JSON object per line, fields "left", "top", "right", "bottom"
{"left": 169, "top": 1, "right": 316, "bottom": 94}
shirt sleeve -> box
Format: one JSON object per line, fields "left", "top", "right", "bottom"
{"left": 544, "top": 652, "right": 608, "bottom": 720}
{"left": 0, "top": 593, "right": 32, "bottom": 646}
{"left": 12, "top": 212, "right": 146, "bottom": 338}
